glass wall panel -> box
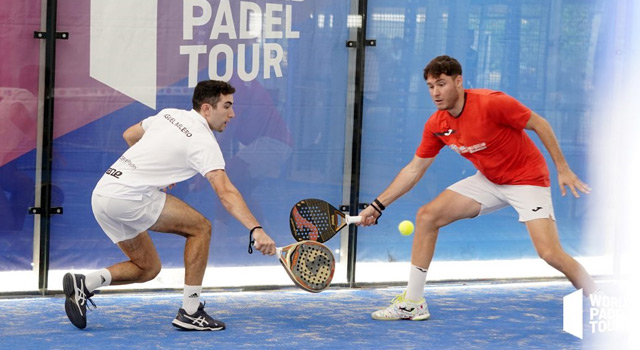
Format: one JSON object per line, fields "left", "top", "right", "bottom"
{"left": 1, "top": 0, "right": 627, "bottom": 291}
{"left": 357, "top": 0, "right": 609, "bottom": 266}
{"left": 0, "top": 0, "right": 41, "bottom": 275}
{"left": 48, "top": 0, "right": 351, "bottom": 280}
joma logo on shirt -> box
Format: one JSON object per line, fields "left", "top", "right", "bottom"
{"left": 434, "top": 129, "right": 456, "bottom": 136}
{"left": 449, "top": 142, "right": 487, "bottom": 154}
{"left": 106, "top": 168, "right": 123, "bottom": 179}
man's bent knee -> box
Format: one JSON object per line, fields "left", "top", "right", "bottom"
{"left": 416, "top": 203, "right": 448, "bottom": 229}
{"left": 139, "top": 261, "right": 162, "bottom": 282}
{"left": 537, "top": 247, "right": 568, "bottom": 269}
{"left": 181, "top": 216, "right": 211, "bottom": 239}
{"left": 416, "top": 204, "right": 441, "bottom": 230}
{"left": 196, "top": 217, "right": 212, "bottom": 238}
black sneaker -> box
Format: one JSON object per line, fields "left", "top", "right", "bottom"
{"left": 63, "top": 273, "right": 96, "bottom": 329}
{"left": 172, "top": 302, "right": 226, "bottom": 331}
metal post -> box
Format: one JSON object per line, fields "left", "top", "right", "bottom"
{"left": 346, "top": 0, "right": 369, "bottom": 287}
{"left": 37, "top": 0, "right": 59, "bottom": 294}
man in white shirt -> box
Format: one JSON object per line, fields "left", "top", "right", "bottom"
{"left": 63, "top": 80, "right": 276, "bottom": 331}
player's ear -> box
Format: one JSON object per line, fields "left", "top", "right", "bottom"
{"left": 202, "top": 103, "right": 212, "bottom": 117}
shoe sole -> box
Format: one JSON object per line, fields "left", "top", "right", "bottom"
{"left": 371, "top": 313, "right": 431, "bottom": 321}
{"left": 63, "top": 273, "right": 87, "bottom": 329}
{"left": 411, "top": 313, "right": 431, "bottom": 321}
{"left": 171, "top": 319, "right": 225, "bottom": 331}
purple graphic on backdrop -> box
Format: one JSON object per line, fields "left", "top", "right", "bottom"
{"left": 0, "top": 0, "right": 41, "bottom": 269}
{"left": 0, "top": 0, "right": 311, "bottom": 167}
{"left": 0, "top": 1, "right": 40, "bottom": 167}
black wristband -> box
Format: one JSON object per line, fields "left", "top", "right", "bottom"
{"left": 248, "top": 226, "right": 262, "bottom": 254}
{"left": 373, "top": 198, "right": 386, "bottom": 211}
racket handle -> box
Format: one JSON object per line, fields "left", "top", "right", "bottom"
{"left": 345, "top": 215, "right": 362, "bottom": 224}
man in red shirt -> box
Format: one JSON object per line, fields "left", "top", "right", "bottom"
{"left": 359, "top": 55, "right": 595, "bottom": 321}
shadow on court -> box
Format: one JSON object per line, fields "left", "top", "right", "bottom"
{"left": 0, "top": 281, "right": 615, "bottom": 349}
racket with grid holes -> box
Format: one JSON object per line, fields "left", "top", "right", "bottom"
{"left": 277, "top": 241, "right": 335, "bottom": 293}
{"left": 289, "top": 198, "right": 362, "bottom": 243}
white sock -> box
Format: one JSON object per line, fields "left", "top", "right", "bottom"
{"left": 183, "top": 285, "right": 202, "bottom": 315}
{"left": 85, "top": 268, "right": 112, "bottom": 293}
{"left": 405, "top": 264, "right": 428, "bottom": 301}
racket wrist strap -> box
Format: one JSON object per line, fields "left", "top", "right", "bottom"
{"left": 248, "top": 226, "right": 262, "bottom": 254}
{"left": 369, "top": 202, "right": 383, "bottom": 224}
{"left": 370, "top": 203, "right": 382, "bottom": 215}
{"left": 373, "top": 198, "right": 386, "bottom": 211}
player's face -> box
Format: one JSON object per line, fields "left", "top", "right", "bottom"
{"left": 426, "top": 74, "right": 462, "bottom": 111}
{"left": 203, "top": 94, "right": 235, "bottom": 132}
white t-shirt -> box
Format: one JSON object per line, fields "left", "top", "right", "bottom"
{"left": 94, "top": 108, "right": 225, "bottom": 200}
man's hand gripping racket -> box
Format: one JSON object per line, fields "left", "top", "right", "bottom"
{"left": 289, "top": 198, "right": 362, "bottom": 243}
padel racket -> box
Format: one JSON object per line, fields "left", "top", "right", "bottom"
{"left": 289, "top": 198, "right": 362, "bottom": 243}
{"left": 276, "top": 241, "right": 335, "bottom": 293}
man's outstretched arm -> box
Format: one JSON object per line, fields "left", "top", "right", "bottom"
{"left": 525, "top": 111, "right": 591, "bottom": 197}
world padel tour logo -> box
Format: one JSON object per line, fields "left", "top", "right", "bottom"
{"left": 563, "top": 289, "right": 627, "bottom": 339}
{"left": 89, "top": 0, "right": 303, "bottom": 109}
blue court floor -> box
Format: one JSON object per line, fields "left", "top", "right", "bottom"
{"left": 0, "top": 280, "right": 619, "bottom": 350}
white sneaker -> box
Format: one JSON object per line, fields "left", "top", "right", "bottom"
{"left": 371, "top": 292, "right": 430, "bottom": 321}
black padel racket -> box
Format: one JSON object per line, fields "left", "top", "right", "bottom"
{"left": 289, "top": 198, "right": 362, "bottom": 243}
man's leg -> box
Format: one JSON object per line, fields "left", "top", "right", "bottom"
{"left": 147, "top": 194, "right": 211, "bottom": 286}
{"left": 98, "top": 193, "right": 210, "bottom": 286}
{"left": 526, "top": 218, "right": 596, "bottom": 295}
{"left": 372, "top": 189, "right": 482, "bottom": 321}
{"left": 65, "top": 193, "right": 216, "bottom": 330}
{"left": 64, "top": 229, "right": 162, "bottom": 330}
{"left": 406, "top": 189, "right": 482, "bottom": 300}
{"left": 104, "top": 194, "right": 210, "bottom": 312}
{"left": 117, "top": 193, "right": 223, "bottom": 331}
{"left": 411, "top": 189, "right": 482, "bottom": 269}
{"left": 108, "top": 231, "right": 162, "bottom": 284}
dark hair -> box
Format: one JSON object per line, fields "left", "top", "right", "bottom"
{"left": 423, "top": 55, "right": 462, "bottom": 81}
{"left": 192, "top": 80, "right": 236, "bottom": 111}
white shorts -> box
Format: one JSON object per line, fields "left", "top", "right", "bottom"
{"left": 91, "top": 190, "right": 167, "bottom": 243}
{"left": 447, "top": 171, "right": 555, "bottom": 222}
